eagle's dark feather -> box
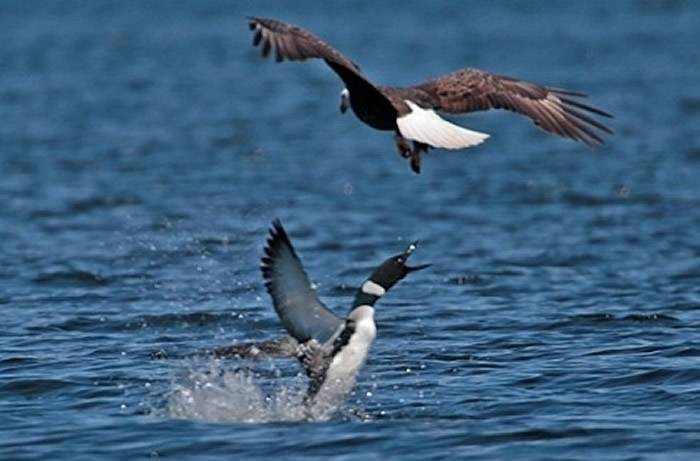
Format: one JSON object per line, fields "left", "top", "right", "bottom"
{"left": 248, "top": 16, "right": 361, "bottom": 72}
{"left": 414, "top": 69, "right": 613, "bottom": 146}
{"left": 247, "top": 17, "right": 613, "bottom": 167}
{"left": 248, "top": 17, "right": 398, "bottom": 130}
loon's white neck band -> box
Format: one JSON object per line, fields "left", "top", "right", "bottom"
{"left": 361, "top": 280, "right": 386, "bottom": 297}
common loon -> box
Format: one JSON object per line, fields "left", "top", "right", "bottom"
{"left": 207, "top": 220, "right": 429, "bottom": 419}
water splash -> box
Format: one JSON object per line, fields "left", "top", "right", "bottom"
{"left": 165, "top": 360, "right": 371, "bottom": 423}
{"left": 167, "top": 361, "right": 310, "bottom": 423}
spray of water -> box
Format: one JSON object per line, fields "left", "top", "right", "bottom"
{"left": 166, "top": 360, "right": 362, "bottom": 423}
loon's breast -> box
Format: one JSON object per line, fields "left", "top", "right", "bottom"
{"left": 326, "top": 306, "right": 376, "bottom": 383}
{"left": 307, "top": 305, "right": 376, "bottom": 418}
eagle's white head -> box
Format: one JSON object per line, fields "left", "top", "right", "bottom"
{"left": 339, "top": 88, "right": 350, "bottom": 114}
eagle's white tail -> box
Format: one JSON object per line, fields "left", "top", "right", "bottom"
{"left": 397, "top": 100, "right": 490, "bottom": 149}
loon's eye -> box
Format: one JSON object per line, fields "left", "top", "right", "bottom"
{"left": 396, "top": 257, "right": 405, "bottom": 264}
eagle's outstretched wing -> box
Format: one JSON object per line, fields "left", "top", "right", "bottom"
{"left": 248, "top": 17, "right": 396, "bottom": 118}
{"left": 415, "top": 68, "right": 613, "bottom": 146}
{"left": 248, "top": 16, "right": 360, "bottom": 71}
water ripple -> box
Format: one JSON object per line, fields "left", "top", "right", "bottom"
{"left": 2, "top": 1, "right": 700, "bottom": 460}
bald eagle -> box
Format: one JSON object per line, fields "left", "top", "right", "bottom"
{"left": 248, "top": 17, "right": 613, "bottom": 174}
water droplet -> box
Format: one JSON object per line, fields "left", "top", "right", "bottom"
{"left": 343, "top": 181, "right": 353, "bottom": 195}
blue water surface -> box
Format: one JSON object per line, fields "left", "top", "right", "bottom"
{"left": 2, "top": 1, "right": 700, "bottom": 459}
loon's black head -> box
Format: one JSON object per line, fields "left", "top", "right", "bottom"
{"left": 370, "top": 242, "right": 430, "bottom": 291}
{"left": 352, "top": 242, "right": 430, "bottom": 309}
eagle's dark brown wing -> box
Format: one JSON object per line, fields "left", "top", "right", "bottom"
{"left": 248, "top": 17, "right": 360, "bottom": 71}
{"left": 415, "top": 68, "right": 613, "bottom": 146}
{"left": 248, "top": 17, "right": 397, "bottom": 123}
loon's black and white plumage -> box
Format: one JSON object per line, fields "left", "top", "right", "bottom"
{"left": 248, "top": 17, "right": 613, "bottom": 174}
{"left": 208, "top": 220, "right": 428, "bottom": 418}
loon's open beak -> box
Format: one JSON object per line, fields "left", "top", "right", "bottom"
{"left": 403, "top": 241, "right": 431, "bottom": 272}
{"left": 407, "top": 263, "right": 431, "bottom": 272}
{"left": 404, "top": 264, "right": 432, "bottom": 272}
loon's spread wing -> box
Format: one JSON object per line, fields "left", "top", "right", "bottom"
{"left": 261, "top": 220, "right": 343, "bottom": 343}
{"left": 202, "top": 336, "right": 300, "bottom": 359}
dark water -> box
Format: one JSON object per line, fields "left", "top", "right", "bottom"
{"left": 2, "top": 0, "right": 700, "bottom": 459}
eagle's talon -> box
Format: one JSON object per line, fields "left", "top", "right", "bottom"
{"left": 410, "top": 155, "right": 421, "bottom": 174}
{"left": 394, "top": 134, "right": 411, "bottom": 158}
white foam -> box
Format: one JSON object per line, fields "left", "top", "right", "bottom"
{"left": 167, "top": 361, "right": 307, "bottom": 423}
{"left": 165, "top": 359, "right": 374, "bottom": 423}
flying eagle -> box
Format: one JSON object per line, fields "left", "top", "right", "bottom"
{"left": 248, "top": 17, "right": 613, "bottom": 174}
